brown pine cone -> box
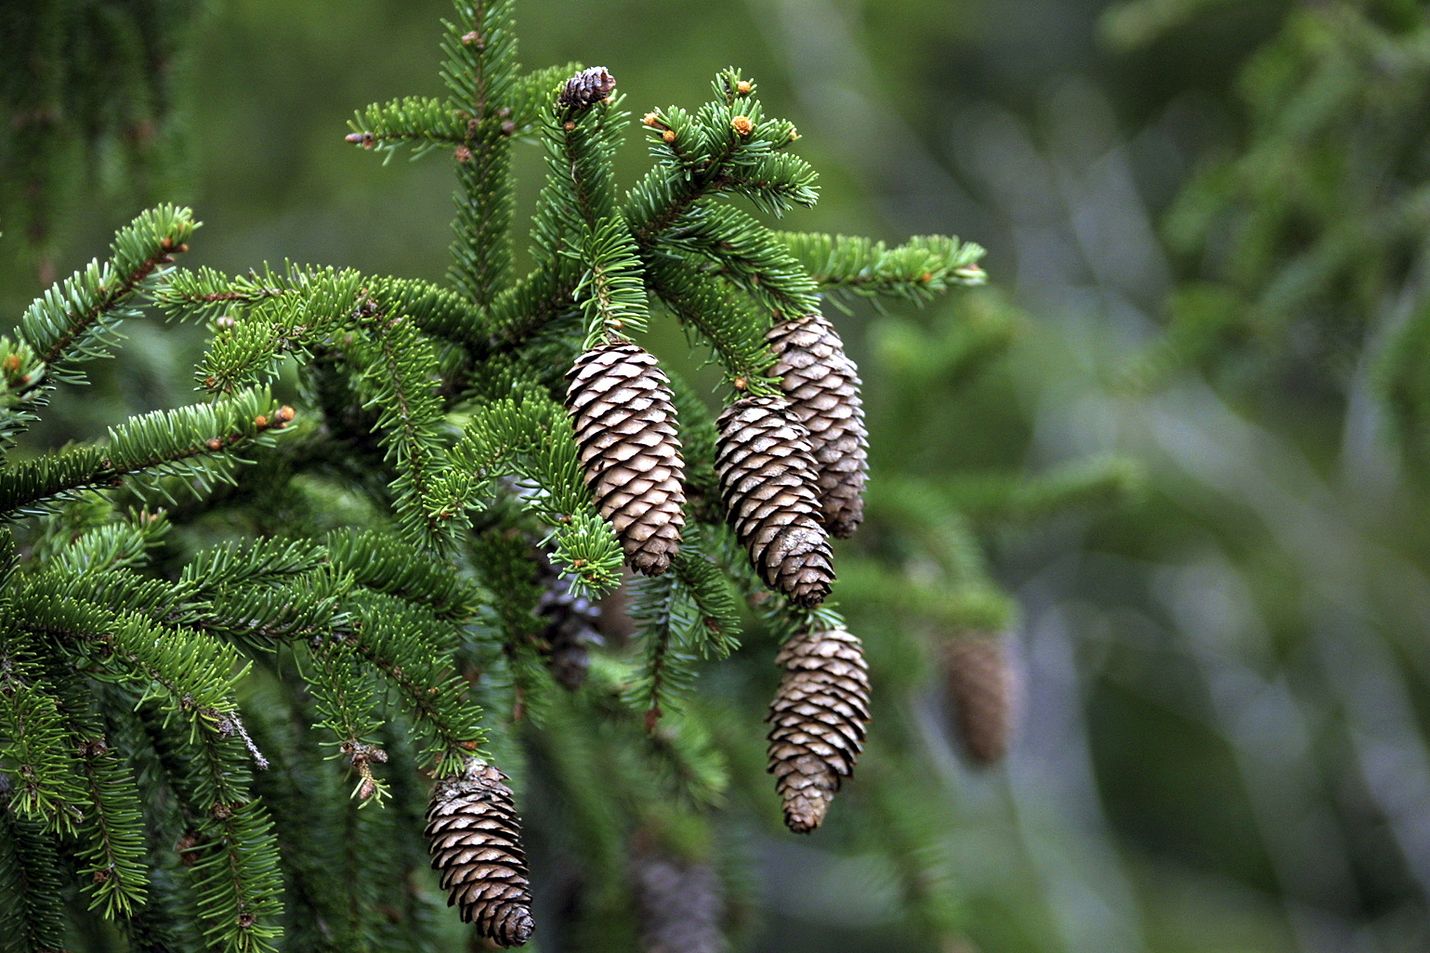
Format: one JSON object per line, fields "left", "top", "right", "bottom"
{"left": 631, "top": 848, "right": 726, "bottom": 953}
{"left": 534, "top": 549, "right": 603, "bottom": 691}
{"left": 767, "top": 311, "right": 868, "bottom": 538}
{"left": 425, "top": 759, "right": 535, "bottom": 947}
{"left": 766, "top": 627, "right": 870, "bottom": 833}
{"left": 944, "top": 636, "right": 1016, "bottom": 765}
{"left": 567, "top": 342, "right": 686, "bottom": 576}
{"left": 714, "top": 396, "right": 834, "bottom": 607}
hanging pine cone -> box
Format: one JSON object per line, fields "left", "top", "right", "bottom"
{"left": 766, "top": 627, "right": 870, "bottom": 833}
{"left": 534, "top": 549, "right": 602, "bottom": 690}
{"left": 944, "top": 636, "right": 1016, "bottom": 765}
{"left": 631, "top": 847, "right": 726, "bottom": 953}
{"left": 766, "top": 311, "right": 868, "bottom": 538}
{"left": 566, "top": 342, "right": 686, "bottom": 576}
{"left": 714, "top": 396, "right": 834, "bottom": 606}
{"left": 425, "top": 758, "right": 535, "bottom": 947}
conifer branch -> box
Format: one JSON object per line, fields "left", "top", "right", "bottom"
{"left": 443, "top": 388, "right": 625, "bottom": 594}
{"left": 775, "top": 231, "right": 988, "bottom": 304}
{"left": 344, "top": 592, "right": 485, "bottom": 775}
{"left": 645, "top": 255, "right": 781, "bottom": 393}
{"left": 346, "top": 96, "right": 469, "bottom": 158}
{"left": 350, "top": 309, "right": 455, "bottom": 550}
{"left": 18, "top": 205, "right": 195, "bottom": 382}
{"left": 2, "top": 206, "right": 196, "bottom": 448}
{"left": 663, "top": 201, "right": 820, "bottom": 316}
{"left": 72, "top": 735, "right": 150, "bottom": 917}
{"left": 575, "top": 218, "right": 652, "bottom": 347}
{"left": 442, "top": 0, "right": 521, "bottom": 305}
{"left": 0, "top": 628, "right": 87, "bottom": 835}
{"left": 0, "top": 808, "right": 69, "bottom": 953}
{"left": 0, "top": 391, "right": 290, "bottom": 520}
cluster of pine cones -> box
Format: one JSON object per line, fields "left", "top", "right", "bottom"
{"left": 426, "top": 312, "right": 876, "bottom": 946}
{"left": 425, "top": 311, "right": 1022, "bottom": 947}
{"left": 565, "top": 316, "right": 876, "bottom": 839}
{"left": 565, "top": 310, "right": 867, "bottom": 597}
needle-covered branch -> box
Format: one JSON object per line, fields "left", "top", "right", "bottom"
{"left": 0, "top": 390, "right": 290, "bottom": 520}
{"left": 777, "top": 231, "right": 989, "bottom": 307}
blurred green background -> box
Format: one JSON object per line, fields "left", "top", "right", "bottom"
{"left": 3, "top": 1, "right": 1429, "bottom": 951}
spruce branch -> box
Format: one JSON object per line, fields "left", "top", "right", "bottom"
{"left": 646, "top": 255, "right": 781, "bottom": 393}
{"left": 17, "top": 205, "right": 196, "bottom": 385}
{"left": 15, "top": 594, "right": 248, "bottom": 722}
{"left": 662, "top": 201, "right": 820, "bottom": 316}
{"left": 346, "top": 96, "right": 469, "bottom": 159}
{"left": 441, "top": 0, "right": 521, "bottom": 305}
{"left": 0, "top": 390, "right": 291, "bottom": 520}
{"left": 443, "top": 388, "right": 625, "bottom": 595}
{"left": 775, "top": 231, "right": 988, "bottom": 305}
{"left": 343, "top": 591, "right": 485, "bottom": 775}
{"left": 71, "top": 732, "right": 151, "bottom": 917}
{"left": 349, "top": 308, "right": 456, "bottom": 550}
{"left": 325, "top": 527, "right": 483, "bottom": 621}
{"left": 622, "top": 530, "right": 747, "bottom": 728}
{"left": 575, "top": 218, "right": 652, "bottom": 347}
{"left": 0, "top": 808, "right": 69, "bottom": 953}
{"left": 3, "top": 206, "right": 196, "bottom": 448}
{"left": 179, "top": 740, "right": 284, "bottom": 953}
{"left": 0, "top": 628, "right": 88, "bottom": 835}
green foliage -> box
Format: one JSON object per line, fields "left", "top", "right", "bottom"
{"left": 1122, "top": 0, "right": 1430, "bottom": 407}
{"left": 0, "top": 2, "right": 1074, "bottom": 951}
{"left": 0, "top": 1, "right": 198, "bottom": 275}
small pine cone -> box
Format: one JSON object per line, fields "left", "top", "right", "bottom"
{"left": 632, "top": 850, "right": 726, "bottom": 953}
{"left": 535, "top": 550, "right": 602, "bottom": 690}
{"left": 767, "top": 312, "right": 868, "bottom": 538}
{"left": 944, "top": 636, "right": 1016, "bottom": 765}
{"left": 559, "top": 66, "right": 617, "bottom": 109}
{"left": 567, "top": 343, "right": 686, "bottom": 576}
{"left": 766, "top": 627, "right": 870, "bottom": 833}
{"left": 425, "top": 759, "right": 535, "bottom": 947}
{"left": 714, "top": 396, "right": 834, "bottom": 606}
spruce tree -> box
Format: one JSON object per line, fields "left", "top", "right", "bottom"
{"left": 0, "top": 2, "right": 1141, "bottom": 950}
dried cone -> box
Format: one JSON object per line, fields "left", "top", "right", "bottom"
{"left": 767, "top": 311, "right": 868, "bottom": 538}
{"left": 714, "top": 396, "right": 834, "bottom": 607}
{"left": 535, "top": 550, "right": 602, "bottom": 691}
{"left": 766, "top": 627, "right": 870, "bottom": 833}
{"left": 632, "top": 848, "right": 725, "bottom": 953}
{"left": 425, "top": 759, "right": 535, "bottom": 947}
{"left": 945, "top": 636, "right": 1016, "bottom": 765}
{"left": 567, "top": 342, "right": 686, "bottom": 576}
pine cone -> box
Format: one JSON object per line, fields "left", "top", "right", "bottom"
{"left": 425, "top": 759, "right": 535, "bottom": 947}
{"left": 944, "top": 636, "right": 1016, "bottom": 765}
{"left": 567, "top": 342, "right": 686, "bottom": 576}
{"left": 559, "top": 66, "right": 617, "bottom": 109}
{"left": 714, "top": 396, "right": 834, "bottom": 606}
{"left": 767, "top": 311, "right": 868, "bottom": 538}
{"left": 766, "top": 627, "right": 870, "bottom": 833}
{"left": 632, "top": 849, "right": 726, "bottom": 953}
{"left": 535, "top": 549, "right": 602, "bottom": 690}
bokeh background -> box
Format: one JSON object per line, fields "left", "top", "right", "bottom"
{"left": 3, "top": 1, "right": 1429, "bottom": 951}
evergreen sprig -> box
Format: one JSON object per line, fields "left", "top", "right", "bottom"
{"left": 777, "top": 231, "right": 988, "bottom": 306}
